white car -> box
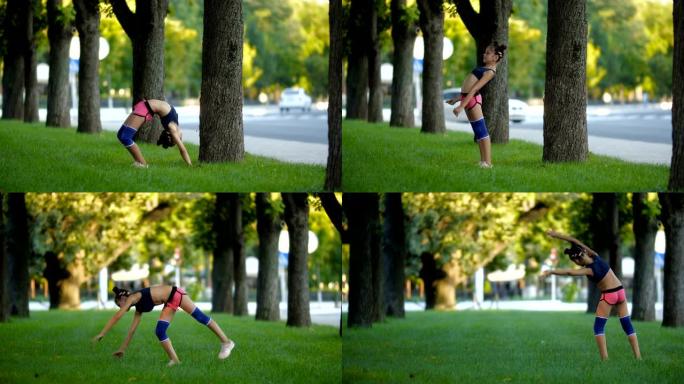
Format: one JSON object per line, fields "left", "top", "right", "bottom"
{"left": 442, "top": 88, "right": 528, "bottom": 123}
{"left": 279, "top": 88, "right": 312, "bottom": 112}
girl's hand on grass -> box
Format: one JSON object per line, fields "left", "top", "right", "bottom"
{"left": 113, "top": 350, "right": 124, "bottom": 358}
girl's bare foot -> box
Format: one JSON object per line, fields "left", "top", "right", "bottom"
{"left": 167, "top": 360, "right": 181, "bottom": 367}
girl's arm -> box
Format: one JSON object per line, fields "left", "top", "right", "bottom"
{"left": 113, "top": 311, "right": 142, "bottom": 357}
{"left": 169, "top": 125, "right": 192, "bottom": 166}
{"left": 92, "top": 296, "right": 136, "bottom": 342}
{"left": 542, "top": 268, "right": 592, "bottom": 277}
{"left": 546, "top": 230, "right": 598, "bottom": 256}
{"left": 456, "top": 71, "right": 496, "bottom": 112}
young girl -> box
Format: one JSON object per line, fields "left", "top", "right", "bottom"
{"left": 92, "top": 285, "right": 235, "bottom": 366}
{"left": 446, "top": 42, "right": 507, "bottom": 168}
{"left": 542, "top": 230, "right": 642, "bottom": 361}
{"left": 116, "top": 99, "right": 193, "bottom": 168}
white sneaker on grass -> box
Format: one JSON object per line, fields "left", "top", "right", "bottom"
{"left": 132, "top": 162, "right": 148, "bottom": 168}
{"left": 219, "top": 340, "right": 235, "bottom": 360}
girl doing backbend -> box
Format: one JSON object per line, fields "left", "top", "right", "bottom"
{"left": 542, "top": 230, "right": 642, "bottom": 361}
{"left": 92, "top": 285, "right": 235, "bottom": 366}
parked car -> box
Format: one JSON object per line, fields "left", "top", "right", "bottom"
{"left": 279, "top": 88, "right": 312, "bottom": 112}
{"left": 442, "top": 88, "right": 528, "bottom": 123}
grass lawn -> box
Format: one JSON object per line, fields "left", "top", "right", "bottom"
{"left": 0, "top": 310, "right": 340, "bottom": 383}
{"left": 343, "top": 121, "right": 669, "bottom": 192}
{"left": 0, "top": 120, "right": 325, "bottom": 191}
{"left": 342, "top": 311, "right": 684, "bottom": 383}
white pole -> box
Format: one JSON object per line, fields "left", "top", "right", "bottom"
{"left": 475, "top": 267, "right": 484, "bottom": 307}
{"left": 279, "top": 268, "right": 287, "bottom": 303}
{"left": 98, "top": 267, "right": 108, "bottom": 309}
{"left": 551, "top": 275, "right": 557, "bottom": 301}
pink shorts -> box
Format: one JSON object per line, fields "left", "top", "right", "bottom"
{"left": 132, "top": 100, "right": 153, "bottom": 121}
{"left": 600, "top": 287, "right": 626, "bottom": 305}
{"left": 461, "top": 93, "right": 483, "bottom": 110}
{"left": 165, "top": 287, "right": 186, "bottom": 311}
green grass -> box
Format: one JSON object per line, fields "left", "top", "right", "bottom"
{"left": 0, "top": 120, "right": 324, "bottom": 191}
{"left": 0, "top": 310, "right": 340, "bottom": 383}
{"left": 342, "top": 311, "right": 684, "bottom": 383}
{"left": 343, "top": 121, "right": 669, "bottom": 191}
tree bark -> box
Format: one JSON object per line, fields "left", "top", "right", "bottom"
{"left": 46, "top": 0, "right": 73, "bottom": 128}
{"left": 110, "top": 0, "right": 169, "bottom": 142}
{"left": 283, "top": 193, "right": 311, "bottom": 327}
{"left": 390, "top": 0, "right": 417, "bottom": 128}
{"left": 232, "top": 195, "right": 247, "bottom": 316}
{"left": 670, "top": 0, "right": 684, "bottom": 190}
{"left": 43, "top": 251, "right": 69, "bottom": 310}
{"left": 325, "top": 0, "right": 343, "bottom": 190}
{"left": 419, "top": 251, "right": 444, "bottom": 310}
{"left": 345, "top": 0, "right": 370, "bottom": 120}
{"left": 6, "top": 194, "right": 30, "bottom": 317}
{"left": 211, "top": 193, "right": 235, "bottom": 313}
{"left": 542, "top": 0, "right": 588, "bottom": 162}
{"left": 0, "top": 194, "right": 8, "bottom": 322}
{"left": 318, "top": 193, "right": 348, "bottom": 243}
{"left": 367, "top": 1, "right": 383, "bottom": 123}
{"left": 2, "top": 0, "right": 26, "bottom": 120}
{"left": 73, "top": 0, "right": 102, "bottom": 133}
{"left": 58, "top": 255, "right": 87, "bottom": 309}
{"left": 255, "top": 193, "right": 281, "bottom": 321}
{"left": 417, "top": 0, "right": 446, "bottom": 134}
{"left": 344, "top": 193, "right": 377, "bottom": 327}
{"left": 631, "top": 193, "right": 657, "bottom": 321}
{"left": 659, "top": 193, "right": 684, "bottom": 327}
{"left": 456, "top": 0, "right": 512, "bottom": 143}
{"left": 587, "top": 193, "right": 619, "bottom": 314}
{"left": 369, "top": 194, "right": 383, "bottom": 323}
{"left": 23, "top": 0, "right": 39, "bottom": 123}
{"left": 199, "top": 0, "right": 244, "bottom": 162}
{"left": 383, "top": 193, "right": 406, "bottom": 318}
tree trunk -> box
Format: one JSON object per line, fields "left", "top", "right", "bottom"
{"left": 199, "top": 0, "right": 244, "bottom": 162}
{"left": 325, "top": 0, "right": 343, "bottom": 190}
{"left": 110, "top": 0, "right": 169, "bottom": 142}
{"left": 345, "top": 0, "right": 370, "bottom": 120}
{"left": 211, "top": 193, "right": 235, "bottom": 313}
{"left": 58, "top": 256, "right": 87, "bottom": 309}
{"left": 369, "top": 194, "right": 383, "bottom": 323}
{"left": 417, "top": 0, "right": 445, "bottom": 134}
{"left": 46, "top": 0, "right": 73, "bottom": 128}
{"left": 43, "top": 251, "right": 69, "bottom": 310}
{"left": 390, "top": 0, "right": 417, "bottom": 128}
{"left": 2, "top": 0, "right": 26, "bottom": 120}
{"left": 74, "top": 0, "right": 102, "bottom": 134}
{"left": 6, "top": 194, "right": 30, "bottom": 317}
{"left": 255, "top": 193, "right": 281, "bottom": 321}
{"left": 542, "top": 0, "right": 588, "bottom": 162}
{"left": 283, "top": 193, "right": 311, "bottom": 327}
{"left": 659, "top": 193, "right": 684, "bottom": 327}
{"left": 23, "top": 0, "right": 39, "bottom": 123}
{"left": 419, "top": 252, "right": 443, "bottom": 310}
{"left": 383, "top": 193, "right": 406, "bottom": 318}
{"left": 367, "top": 1, "right": 383, "bottom": 123}
{"left": 233, "top": 195, "right": 248, "bottom": 316}
{"left": 344, "top": 193, "right": 376, "bottom": 327}
{"left": 0, "top": 194, "right": 8, "bottom": 322}
{"left": 631, "top": 193, "right": 657, "bottom": 321}
{"left": 671, "top": 0, "right": 684, "bottom": 190}
{"left": 587, "top": 193, "right": 618, "bottom": 314}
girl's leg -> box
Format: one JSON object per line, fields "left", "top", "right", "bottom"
{"left": 157, "top": 307, "right": 180, "bottom": 365}
{"left": 126, "top": 144, "right": 147, "bottom": 165}
{"left": 179, "top": 296, "right": 235, "bottom": 359}
{"left": 617, "top": 301, "right": 642, "bottom": 359}
{"left": 466, "top": 106, "right": 491, "bottom": 166}
{"left": 595, "top": 300, "right": 611, "bottom": 360}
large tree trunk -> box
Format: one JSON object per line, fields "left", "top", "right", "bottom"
{"left": 369, "top": 194, "right": 383, "bottom": 323}
{"left": 587, "top": 193, "right": 619, "bottom": 314}
{"left": 6, "top": 194, "right": 30, "bottom": 317}
{"left": 2, "top": 0, "right": 26, "bottom": 120}
{"left": 345, "top": 0, "right": 370, "bottom": 120}
{"left": 0, "top": 194, "right": 8, "bottom": 322}
{"left": 542, "top": 0, "right": 588, "bottom": 162}
{"left": 659, "top": 193, "right": 684, "bottom": 327}
{"left": 383, "top": 193, "right": 406, "bottom": 318}
{"left": 46, "top": 0, "right": 73, "bottom": 128}
{"left": 211, "top": 193, "right": 235, "bottom": 313}
{"left": 110, "top": 0, "right": 168, "bottom": 142}
{"left": 232, "top": 195, "right": 247, "bottom": 316}
{"left": 419, "top": 252, "right": 443, "bottom": 309}
{"left": 23, "top": 0, "right": 39, "bottom": 123}
{"left": 325, "top": 0, "right": 343, "bottom": 190}
{"left": 367, "top": 1, "right": 383, "bottom": 123}
{"left": 73, "top": 0, "right": 102, "bottom": 134}
{"left": 344, "top": 193, "right": 376, "bottom": 327}
{"left": 283, "top": 193, "right": 311, "bottom": 327}
{"left": 456, "top": 0, "right": 512, "bottom": 143}
{"left": 671, "top": 0, "right": 684, "bottom": 190}
{"left": 58, "top": 255, "right": 87, "bottom": 309}
{"left": 390, "top": 0, "right": 417, "bottom": 128}
{"left": 417, "top": 0, "right": 445, "bottom": 134}
{"left": 255, "top": 193, "right": 281, "bottom": 321}
{"left": 199, "top": 0, "right": 244, "bottom": 162}
{"left": 631, "top": 193, "right": 657, "bottom": 321}
{"left": 43, "top": 251, "right": 69, "bottom": 310}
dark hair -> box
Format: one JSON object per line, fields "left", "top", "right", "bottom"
{"left": 112, "top": 287, "right": 130, "bottom": 306}
{"left": 563, "top": 244, "right": 584, "bottom": 259}
{"left": 490, "top": 42, "right": 507, "bottom": 62}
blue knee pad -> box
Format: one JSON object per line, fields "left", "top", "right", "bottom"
{"left": 469, "top": 118, "right": 489, "bottom": 142}
{"left": 620, "top": 316, "right": 635, "bottom": 336}
{"left": 191, "top": 307, "right": 211, "bottom": 326}
{"left": 156, "top": 320, "right": 170, "bottom": 342}
{"left": 593, "top": 316, "right": 608, "bottom": 336}
{"left": 117, "top": 125, "right": 137, "bottom": 147}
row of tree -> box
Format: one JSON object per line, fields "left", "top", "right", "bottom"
{"left": 0, "top": 193, "right": 342, "bottom": 328}
{"left": 342, "top": 193, "right": 684, "bottom": 328}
